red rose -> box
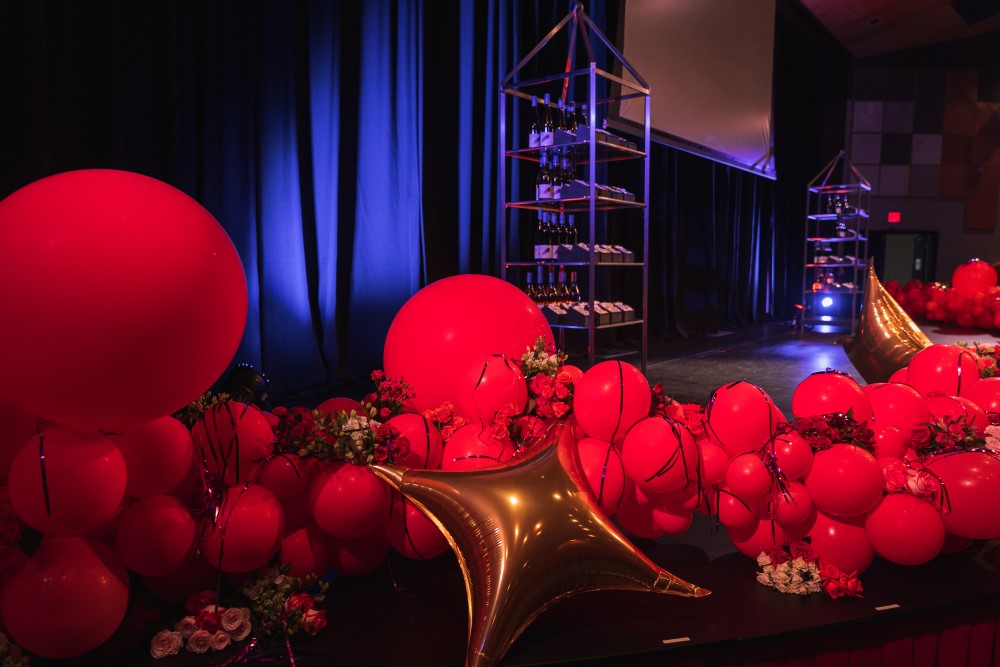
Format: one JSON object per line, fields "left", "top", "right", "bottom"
{"left": 910, "top": 425, "right": 932, "bottom": 448}
{"left": 823, "top": 578, "right": 847, "bottom": 599}
{"left": 551, "top": 401, "right": 570, "bottom": 418}
{"left": 196, "top": 607, "right": 222, "bottom": 633}
{"left": 285, "top": 593, "right": 314, "bottom": 615}
{"left": 845, "top": 575, "right": 863, "bottom": 598}
{"left": 789, "top": 541, "right": 814, "bottom": 561}
{"left": 301, "top": 608, "right": 328, "bottom": 635}
{"left": 184, "top": 590, "right": 217, "bottom": 616}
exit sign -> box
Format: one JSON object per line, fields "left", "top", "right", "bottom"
{"left": 888, "top": 211, "right": 901, "bottom": 223}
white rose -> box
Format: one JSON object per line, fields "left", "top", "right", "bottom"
{"left": 187, "top": 629, "right": 213, "bottom": 654}
{"left": 150, "top": 630, "right": 183, "bottom": 659}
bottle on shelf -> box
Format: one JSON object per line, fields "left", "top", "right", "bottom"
{"left": 557, "top": 265, "right": 569, "bottom": 301}
{"left": 541, "top": 93, "right": 554, "bottom": 146}
{"left": 536, "top": 155, "right": 552, "bottom": 200}
{"left": 567, "top": 101, "right": 578, "bottom": 133}
{"left": 528, "top": 96, "right": 540, "bottom": 148}
{"left": 811, "top": 271, "right": 823, "bottom": 292}
{"left": 557, "top": 97, "right": 567, "bottom": 134}
{"left": 525, "top": 271, "right": 536, "bottom": 300}
{"left": 569, "top": 271, "right": 582, "bottom": 302}
{"left": 535, "top": 266, "right": 546, "bottom": 303}
{"left": 551, "top": 156, "right": 564, "bottom": 199}
{"left": 578, "top": 103, "right": 589, "bottom": 131}
{"left": 567, "top": 213, "right": 578, "bottom": 244}
{"left": 546, "top": 266, "right": 557, "bottom": 303}
{"left": 836, "top": 219, "right": 847, "bottom": 237}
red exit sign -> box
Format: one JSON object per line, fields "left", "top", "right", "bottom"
{"left": 888, "top": 211, "right": 901, "bottom": 223}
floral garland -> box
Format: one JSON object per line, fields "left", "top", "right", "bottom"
{"left": 911, "top": 415, "right": 985, "bottom": 456}
{"left": 756, "top": 540, "right": 863, "bottom": 599}
{"left": 781, "top": 412, "right": 875, "bottom": 454}
{"left": 956, "top": 341, "right": 1000, "bottom": 378}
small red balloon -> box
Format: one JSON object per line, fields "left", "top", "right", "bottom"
{"left": 725, "top": 453, "right": 772, "bottom": 500}
{"left": 573, "top": 437, "right": 627, "bottom": 515}
{"left": 258, "top": 454, "right": 316, "bottom": 499}
{"left": 865, "top": 494, "right": 944, "bottom": 566}
{"left": 386, "top": 413, "right": 444, "bottom": 469}
{"left": 202, "top": 484, "right": 285, "bottom": 573}
{"left": 314, "top": 396, "right": 363, "bottom": 417}
{"left": 385, "top": 493, "right": 449, "bottom": 560}
{"left": 960, "top": 377, "right": 1000, "bottom": 419}
{"left": 279, "top": 522, "right": 335, "bottom": 578}
{"left": 310, "top": 463, "right": 390, "bottom": 539}
{"left": 773, "top": 482, "right": 814, "bottom": 527}
{"left": 769, "top": 431, "right": 814, "bottom": 480}
{"left": 870, "top": 423, "right": 908, "bottom": 459}
{"left": 926, "top": 394, "right": 988, "bottom": 436}
{"left": 622, "top": 417, "right": 698, "bottom": 494}
{"left": 717, "top": 488, "right": 760, "bottom": 531}
{"left": 804, "top": 444, "right": 884, "bottom": 518}
{"left": 573, "top": 361, "right": 651, "bottom": 443}
{"left": 114, "top": 495, "right": 197, "bottom": 577}
{"left": 328, "top": 530, "right": 390, "bottom": 576}
{"left": 651, "top": 503, "right": 693, "bottom": 535}
{"left": 866, "top": 383, "right": 930, "bottom": 436}
{"left": 728, "top": 518, "right": 792, "bottom": 559}
{"left": 699, "top": 441, "right": 729, "bottom": 486}
{"left": 113, "top": 416, "right": 194, "bottom": 498}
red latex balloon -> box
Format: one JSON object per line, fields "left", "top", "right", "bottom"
{"left": 114, "top": 495, "right": 197, "bottom": 577}
{"left": 0, "top": 169, "right": 247, "bottom": 432}
{"left": 329, "top": 530, "right": 390, "bottom": 576}
{"left": 705, "top": 381, "right": 780, "bottom": 457}
{"left": 559, "top": 365, "right": 585, "bottom": 383}
{"left": 0, "top": 536, "right": 129, "bottom": 659}
{"left": 926, "top": 394, "right": 988, "bottom": 436}
{"left": 141, "top": 553, "right": 217, "bottom": 604}
{"left": 699, "top": 441, "right": 729, "bottom": 486}
{"left": 804, "top": 444, "right": 884, "bottom": 518}
{"left": 951, "top": 259, "right": 997, "bottom": 297}
{"left": 728, "top": 518, "right": 792, "bottom": 559}
{"left": 574, "top": 437, "right": 627, "bottom": 515}
{"left": 941, "top": 533, "right": 974, "bottom": 554}
{"left": 960, "top": 377, "right": 1000, "bottom": 419}
{"left": 725, "top": 453, "right": 772, "bottom": 500}
{"left": 439, "top": 425, "right": 514, "bottom": 470}
{"left": 314, "top": 396, "right": 364, "bottom": 417}
{"left": 279, "top": 522, "right": 335, "bottom": 578}
{"left": 806, "top": 511, "right": 874, "bottom": 574}
{"left": 870, "top": 423, "right": 908, "bottom": 459}
{"left": 8, "top": 425, "right": 126, "bottom": 535}
{"left": 792, "top": 370, "right": 872, "bottom": 422}
{"left": 191, "top": 402, "right": 274, "bottom": 486}
{"left": 258, "top": 454, "right": 316, "bottom": 499}
{"left": 573, "top": 361, "right": 651, "bottom": 443}
{"left": 202, "top": 484, "right": 285, "bottom": 573}
{"left": 888, "top": 368, "right": 909, "bottom": 384}
{"left": 866, "top": 383, "right": 930, "bottom": 436}
{"left": 865, "top": 494, "right": 945, "bottom": 566}
{"left": 717, "top": 488, "right": 760, "bottom": 531}
{"left": 651, "top": 504, "right": 693, "bottom": 535}
{"left": 772, "top": 482, "right": 814, "bottom": 527}
{"left": 386, "top": 413, "right": 444, "bottom": 469}
{"left": 906, "top": 345, "right": 980, "bottom": 397}
{"left": 310, "top": 463, "right": 390, "bottom": 539}
{"left": 385, "top": 493, "right": 449, "bottom": 560}
{"left": 768, "top": 431, "right": 814, "bottom": 480}
{"left": 615, "top": 484, "right": 668, "bottom": 539}
{"left": 383, "top": 274, "right": 553, "bottom": 413}
{"left": 112, "top": 416, "right": 194, "bottom": 498}
{"left": 454, "top": 354, "right": 528, "bottom": 426}
{"left": 0, "top": 397, "right": 41, "bottom": 484}
{"left": 622, "top": 417, "right": 698, "bottom": 494}
{"left": 924, "top": 452, "right": 1000, "bottom": 539}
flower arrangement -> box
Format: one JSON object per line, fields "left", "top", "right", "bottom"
{"left": 362, "top": 370, "right": 415, "bottom": 421}
{"left": 149, "top": 590, "right": 251, "bottom": 658}
{"left": 520, "top": 336, "right": 567, "bottom": 381}
{"left": 650, "top": 383, "right": 708, "bottom": 439}
{"left": 422, "top": 401, "right": 468, "bottom": 442}
{"left": 911, "top": 415, "right": 985, "bottom": 456}
{"left": 781, "top": 412, "right": 875, "bottom": 453}
{"left": 985, "top": 424, "right": 1000, "bottom": 451}
{"left": 756, "top": 540, "right": 863, "bottom": 599}
{"left": 241, "top": 565, "right": 329, "bottom": 640}
{"left": 174, "top": 391, "right": 232, "bottom": 428}
{"left": 0, "top": 633, "right": 29, "bottom": 667}
{"left": 489, "top": 402, "right": 547, "bottom": 454}
{"left": 956, "top": 341, "right": 1000, "bottom": 378}
{"left": 880, "top": 458, "right": 942, "bottom": 503}
{"left": 272, "top": 406, "right": 336, "bottom": 459}
{"left": 520, "top": 337, "right": 573, "bottom": 419}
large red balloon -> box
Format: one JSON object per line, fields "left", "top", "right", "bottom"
{"left": 804, "top": 444, "right": 884, "bottom": 518}
{"left": 1, "top": 536, "right": 129, "bottom": 659}
{"left": 202, "top": 484, "right": 285, "bottom": 573}
{"left": 621, "top": 417, "right": 698, "bottom": 494}
{"left": 574, "top": 437, "right": 627, "bottom": 515}
{"left": 191, "top": 402, "right": 274, "bottom": 486}
{"left": 865, "top": 494, "right": 944, "bottom": 566}
{"left": 791, "top": 371, "right": 872, "bottom": 422}
{"left": 951, "top": 259, "right": 997, "bottom": 297}
{"left": 906, "top": 345, "right": 980, "bottom": 397}
{"left": 386, "top": 413, "right": 444, "bottom": 469}
{"left": 385, "top": 493, "right": 449, "bottom": 560}
{"left": 439, "top": 425, "right": 514, "bottom": 470}
{"left": 926, "top": 394, "right": 988, "bottom": 436}
{"left": 806, "top": 511, "right": 874, "bottom": 574}
{"left": 114, "top": 495, "right": 198, "bottom": 577}
{"left": 454, "top": 354, "right": 528, "bottom": 426}
{"left": 960, "top": 377, "right": 1000, "bottom": 418}
{"left": 573, "top": 361, "right": 651, "bottom": 444}
{"left": 0, "top": 169, "right": 247, "bottom": 432}
{"left": 310, "top": 463, "right": 390, "bottom": 539}
{"left": 383, "top": 274, "right": 553, "bottom": 412}
{"left": 112, "top": 416, "right": 194, "bottom": 498}
{"left": 0, "top": 397, "right": 41, "bottom": 484}
{"left": 8, "top": 425, "right": 126, "bottom": 535}
{"left": 705, "top": 381, "right": 780, "bottom": 458}
{"left": 924, "top": 452, "right": 1000, "bottom": 539}
{"left": 866, "top": 383, "right": 929, "bottom": 436}
{"left": 279, "top": 522, "right": 335, "bottom": 578}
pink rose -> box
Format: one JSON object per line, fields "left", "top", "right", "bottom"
{"left": 211, "top": 630, "right": 231, "bottom": 651}
{"left": 150, "top": 630, "right": 183, "bottom": 659}
{"left": 883, "top": 466, "right": 907, "bottom": 493}
{"left": 301, "top": 608, "right": 328, "bottom": 635}
{"left": 220, "top": 607, "right": 245, "bottom": 633}
{"left": 904, "top": 470, "right": 940, "bottom": 501}
{"left": 555, "top": 371, "right": 573, "bottom": 384}
{"left": 230, "top": 619, "right": 252, "bottom": 642}
{"left": 174, "top": 616, "right": 199, "bottom": 639}
{"left": 186, "top": 629, "right": 213, "bottom": 654}
{"left": 184, "top": 589, "right": 216, "bottom": 615}
{"left": 551, "top": 401, "right": 570, "bottom": 418}
{"left": 285, "top": 592, "right": 314, "bottom": 615}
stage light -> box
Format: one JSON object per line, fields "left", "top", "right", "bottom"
{"left": 218, "top": 363, "right": 269, "bottom": 408}
{"left": 821, "top": 296, "right": 834, "bottom": 308}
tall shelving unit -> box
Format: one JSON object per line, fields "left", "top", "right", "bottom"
{"left": 802, "top": 150, "right": 872, "bottom": 332}
{"left": 499, "top": 4, "right": 650, "bottom": 372}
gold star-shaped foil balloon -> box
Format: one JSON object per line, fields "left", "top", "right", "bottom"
{"left": 370, "top": 420, "right": 708, "bottom": 667}
{"left": 839, "top": 261, "right": 932, "bottom": 383}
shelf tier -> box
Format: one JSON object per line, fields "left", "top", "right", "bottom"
{"left": 809, "top": 183, "right": 872, "bottom": 194}
{"left": 807, "top": 235, "right": 869, "bottom": 243}
{"left": 804, "top": 288, "right": 863, "bottom": 295}
{"left": 506, "top": 140, "right": 646, "bottom": 164}
{"left": 506, "top": 261, "right": 644, "bottom": 267}
{"left": 806, "top": 261, "right": 865, "bottom": 269}
{"left": 807, "top": 212, "right": 869, "bottom": 221}
{"left": 549, "top": 318, "right": 645, "bottom": 331}
{"left": 507, "top": 196, "right": 645, "bottom": 212}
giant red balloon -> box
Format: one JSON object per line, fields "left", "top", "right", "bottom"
{"left": 114, "top": 495, "right": 197, "bottom": 577}
{"left": 383, "top": 275, "right": 553, "bottom": 412}
{"left": 804, "top": 444, "right": 884, "bottom": 518}
{"left": 0, "top": 536, "right": 129, "bottom": 659}
{"left": 573, "top": 361, "right": 651, "bottom": 444}
{"left": 0, "top": 169, "right": 247, "bottom": 432}
{"left": 906, "top": 345, "right": 980, "bottom": 397}
{"left": 951, "top": 259, "right": 997, "bottom": 297}
{"left": 112, "top": 416, "right": 194, "bottom": 498}
{"left": 865, "top": 494, "right": 944, "bottom": 566}
{"left": 8, "top": 425, "right": 126, "bottom": 535}
{"left": 924, "top": 452, "right": 1000, "bottom": 539}
{"left": 202, "top": 484, "right": 285, "bottom": 573}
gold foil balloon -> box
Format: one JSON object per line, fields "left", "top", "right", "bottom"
{"left": 370, "top": 420, "right": 708, "bottom": 667}
{"left": 839, "top": 262, "right": 932, "bottom": 383}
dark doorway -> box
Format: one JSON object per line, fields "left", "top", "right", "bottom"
{"left": 869, "top": 230, "right": 938, "bottom": 284}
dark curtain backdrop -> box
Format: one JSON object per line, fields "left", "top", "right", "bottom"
{"left": 0, "top": 0, "right": 848, "bottom": 400}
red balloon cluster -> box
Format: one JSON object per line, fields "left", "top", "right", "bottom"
{"left": 886, "top": 259, "right": 1000, "bottom": 329}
